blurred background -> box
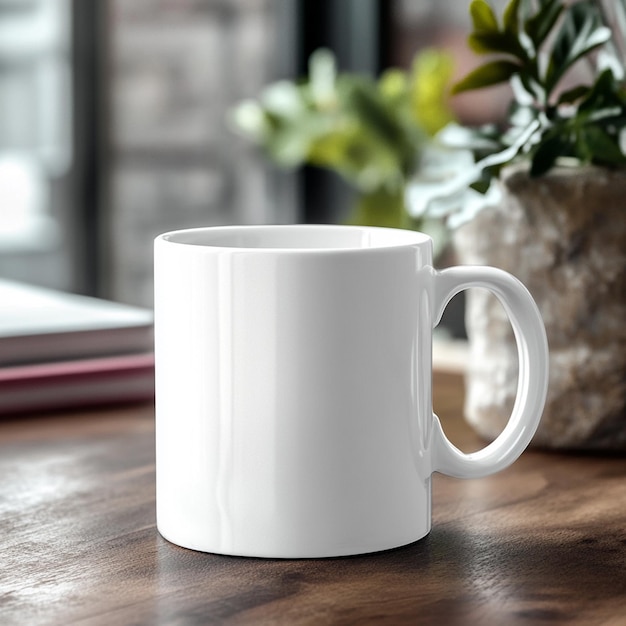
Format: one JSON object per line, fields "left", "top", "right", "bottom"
{"left": 0, "top": 0, "right": 510, "bottom": 308}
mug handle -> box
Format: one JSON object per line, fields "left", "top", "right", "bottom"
{"left": 431, "top": 266, "right": 549, "bottom": 478}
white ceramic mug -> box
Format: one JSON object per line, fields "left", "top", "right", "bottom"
{"left": 154, "top": 224, "right": 548, "bottom": 558}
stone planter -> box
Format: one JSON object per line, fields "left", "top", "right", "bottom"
{"left": 453, "top": 164, "right": 626, "bottom": 449}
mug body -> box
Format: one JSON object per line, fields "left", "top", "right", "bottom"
{"left": 154, "top": 225, "right": 435, "bottom": 558}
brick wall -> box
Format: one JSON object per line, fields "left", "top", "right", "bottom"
{"left": 108, "top": 0, "right": 295, "bottom": 306}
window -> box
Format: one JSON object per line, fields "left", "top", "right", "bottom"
{"left": 0, "top": 0, "right": 73, "bottom": 290}
{"left": 1, "top": 0, "right": 505, "bottom": 314}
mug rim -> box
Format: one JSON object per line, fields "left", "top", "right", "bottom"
{"left": 155, "top": 224, "right": 432, "bottom": 253}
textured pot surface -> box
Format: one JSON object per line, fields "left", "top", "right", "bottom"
{"left": 454, "top": 164, "right": 626, "bottom": 449}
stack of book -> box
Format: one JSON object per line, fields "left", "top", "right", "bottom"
{"left": 0, "top": 279, "right": 154, "bottom": 416}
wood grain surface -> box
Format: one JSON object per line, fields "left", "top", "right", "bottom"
{"left": 1, "top": 371, "right": 625, "bottom": 625}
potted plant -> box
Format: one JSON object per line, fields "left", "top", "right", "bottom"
{"left": 409, "top": 0, "right": 626, "bottom": 449}
{"left": 230, "top": 48, "right": 454, "bottom": 231}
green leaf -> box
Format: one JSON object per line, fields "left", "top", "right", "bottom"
{"left": 470, "top": 179, "right": 492, "bottom": 194}
{"left": 342, "top": 81, "right": 400, "bottom": 145}
{"left": 470, "top": 0, "right": 499, "bottom": 33}
{"left": 578, "top": 69, "right": 621, "bottom": 113}
{"left": 503, "top": 0, "right": 523, "bottom": 34}
{"left": 264, "top": 124, "right": 318, "bottom": 167}
{"left": 452, "top": 60, "right": 520, "bottom": 94}
{"left": 524, "top": 0, "right": 564, "bottom": 47}
{"left": 230, "top": 100, "right": 270, "bottom": 141}
{"left": 546, "top": 3, "right": 611, "bottom": 92}
{"left": 518, "top": 70, "right": 546, "bottom": 101}
{"left": 557, "top": 84, "right": 591, "bottom": 105}
{"left": 341, "top": 79, "right": 419, "bottom": 176}
{"left": 582, "top": 126, "right": 626, "bottom": 164}
{"left": 468, "top": 31, "right": 525, "bottom": 57}
{"left": 409, "top": 49, "right": 456, "bottom": 136}
{"left": 309, "top": 48, "right": 337, "bottom": 107}
{"left": 530, "top": 134, "right": 569, "bottom": 176}
{"left": 569, "top": 24, "right": 612, "bottom": 63}
{"left": 378, "top": 69, "right": 408, "bottom": 103}
{"left": 261, "top": 81, "right": 306, "bottom": 117}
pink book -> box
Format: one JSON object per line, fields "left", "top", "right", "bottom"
{"left": 0, "top": 353, "right": 155, "bottom": 415}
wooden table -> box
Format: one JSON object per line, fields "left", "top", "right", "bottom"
{"left": 1, "top": 372, "right": 625, "bottom": 625}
